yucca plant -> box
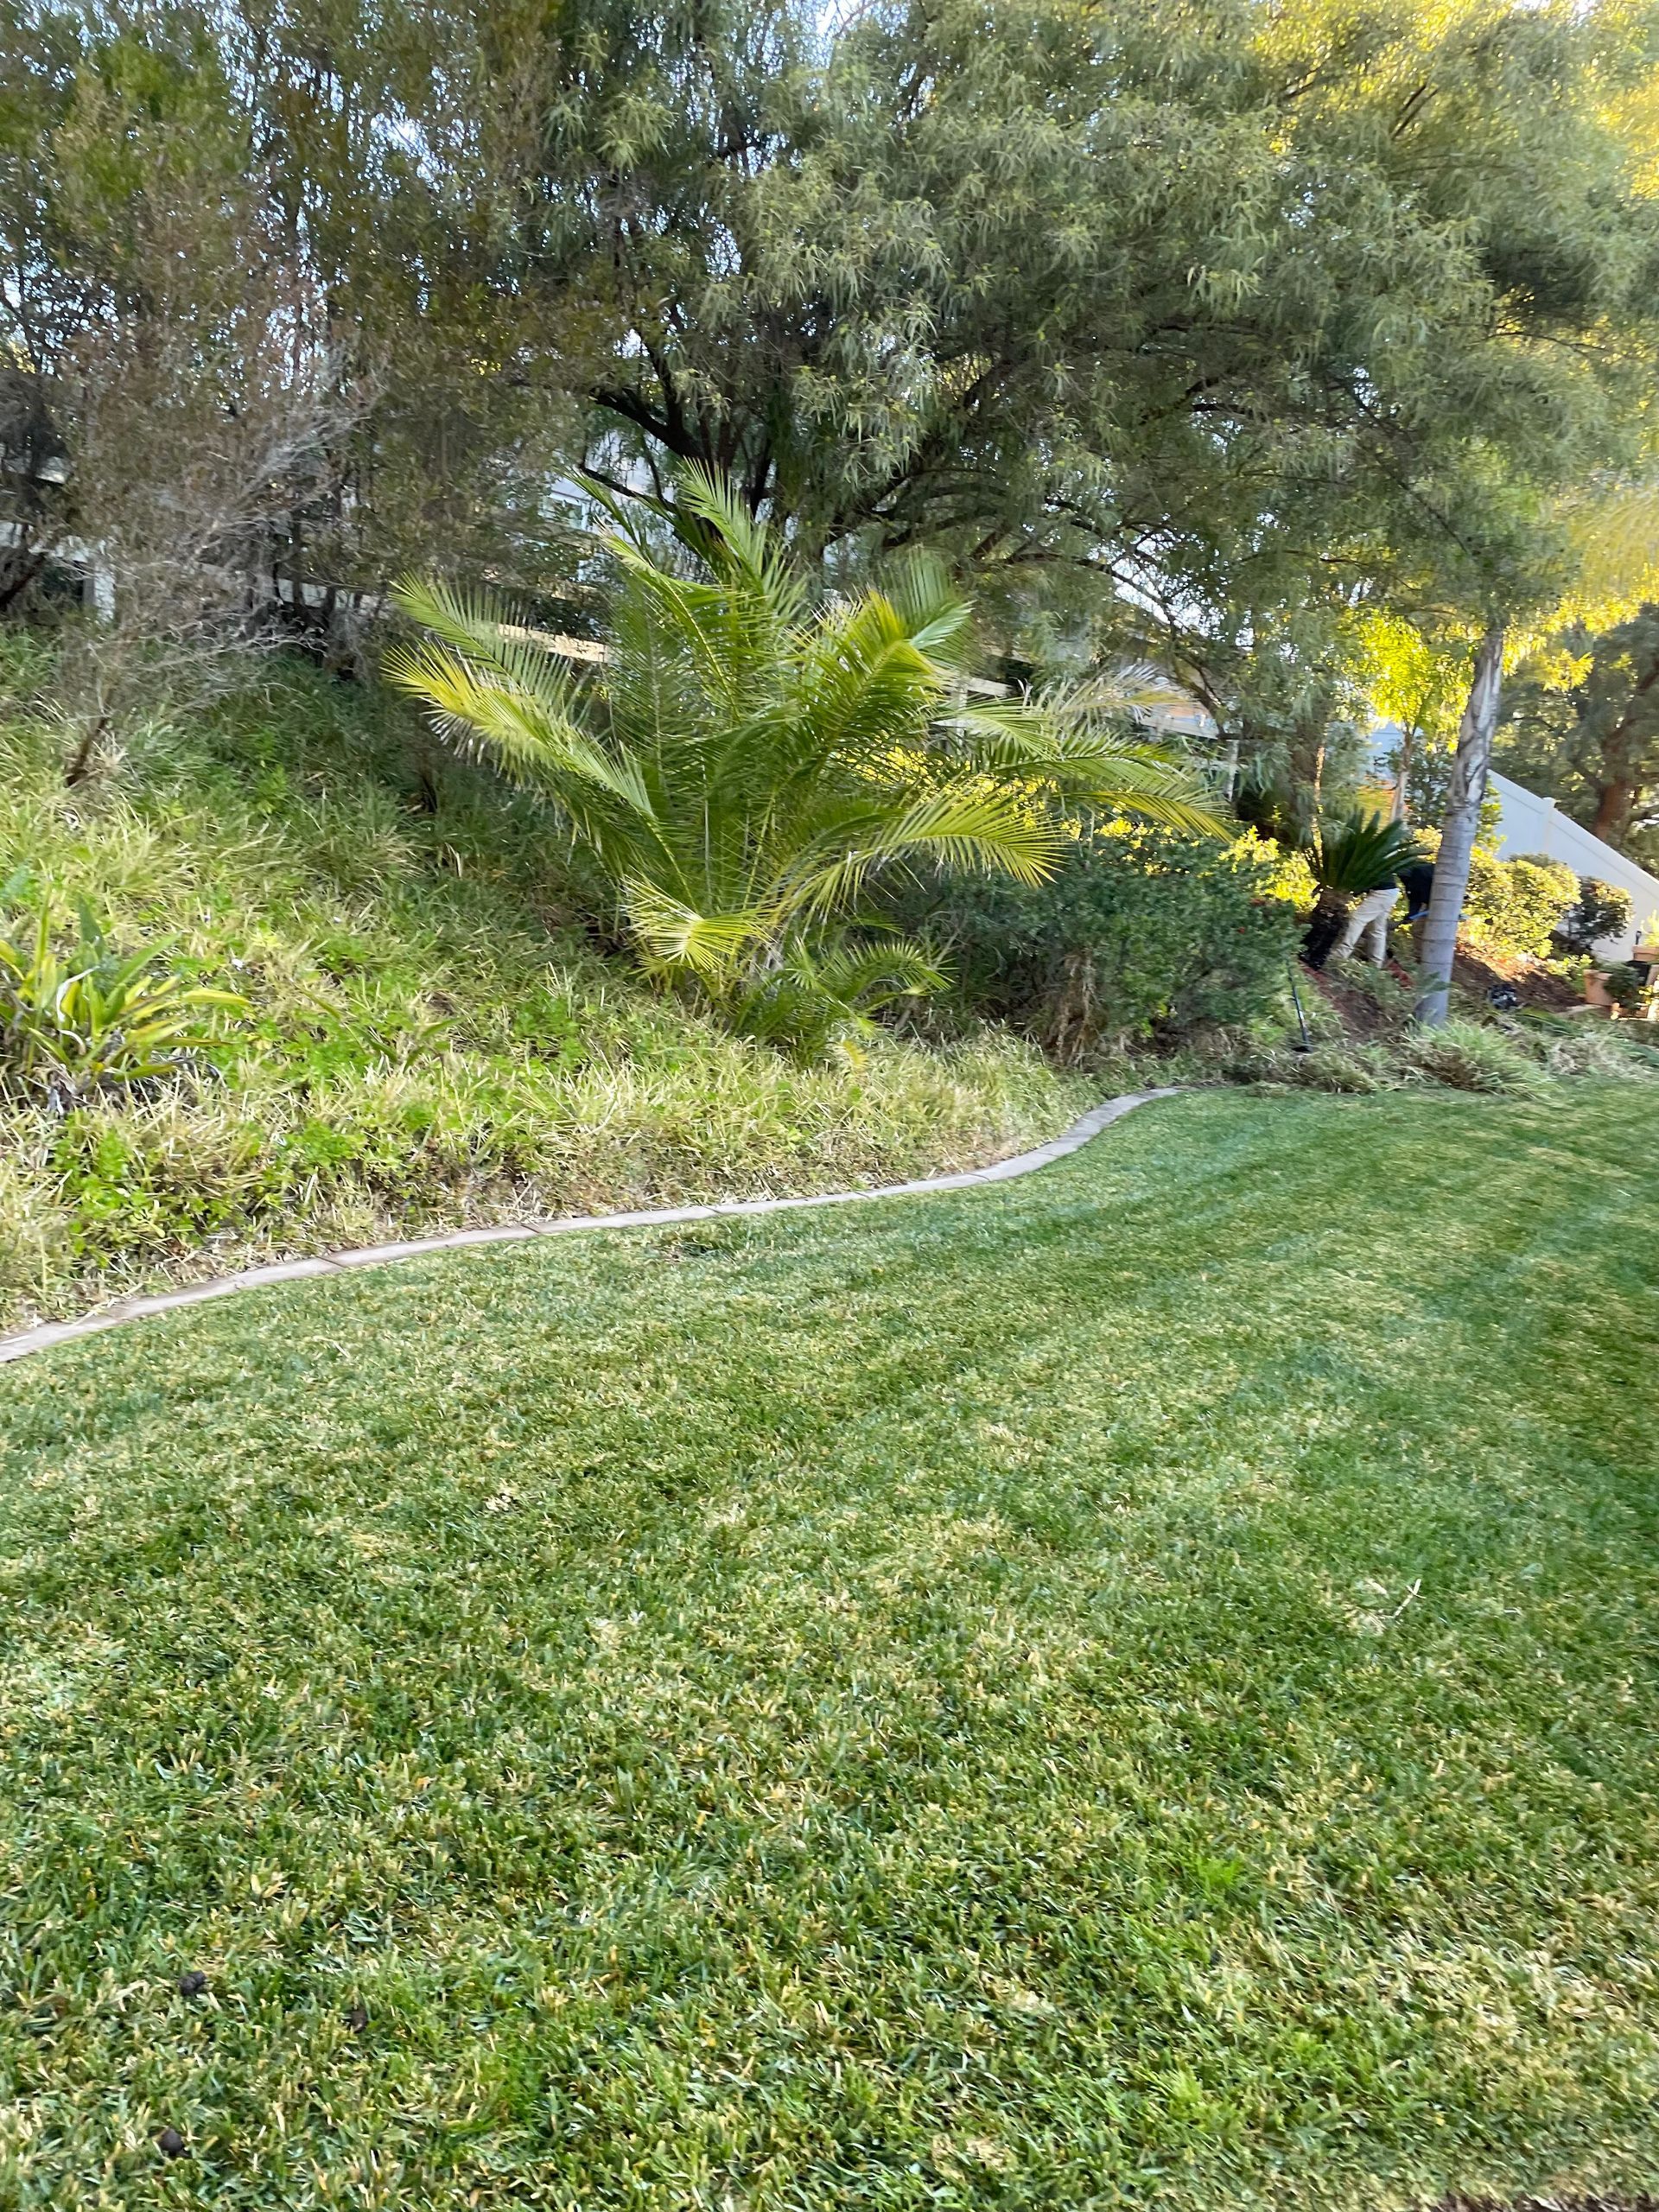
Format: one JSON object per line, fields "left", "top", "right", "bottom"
{"left": 1302, "top": 810, "right": 1427, "bottom": 969}
{"left": 388, "top": 468, "right": 1223, "bottom": 1054}
{"left": 0, "top": 898, "right": 245, "bottom": 1101}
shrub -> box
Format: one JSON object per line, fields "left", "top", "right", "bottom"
{"left": 920, "top": 823, "right": 1301, "bottom": 1059}
{"left": 1460, "top": 851, "right": 1580, "bottom": 963}
{"left": 388, "top": 470, "right": 1217, "bottom": 1058}
{"left": 0, "top": 891, "right": 245, "bottom": 1101}
{"left": 1541, "top": 1020, "right": 1659, "bottom": 1079}
{"left": 1554, "top": 876, "right": 1633, "bottom": 956}
{"left": 1598, "top": 961, "right": 1648, "bottom": 1011}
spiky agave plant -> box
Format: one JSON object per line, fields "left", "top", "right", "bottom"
{"left": 387, "top": 467, "right": 1224, "bottom": 1054}
{"left": 1303, "top": 811, "right": 1426, "bottom": 969}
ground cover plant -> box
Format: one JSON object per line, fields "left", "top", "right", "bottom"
{"left": 0, "top": 645, "right": 1094, "bottom": 1332}
{"left": 1, "top": 1084, "right": 1655, "bottom": 2208}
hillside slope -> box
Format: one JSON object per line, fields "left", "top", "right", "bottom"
{"left": 0, "top": 649, "right": 1091, "bottom": 1332}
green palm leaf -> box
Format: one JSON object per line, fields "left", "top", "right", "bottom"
{"left": 388, "top": 469, "right": 1230, "bottom": 1057}
{"left": 1312, "top": 811, "right": 1425, "bottom": 897}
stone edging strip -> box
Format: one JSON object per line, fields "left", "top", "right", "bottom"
{"left": 0, "top": 1087, "right": 1182, "bottom": 1369}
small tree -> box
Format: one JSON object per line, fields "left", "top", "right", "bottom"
{"left": 390, "top": 470, "right": 1223, "bottom": 1053}
{"left": 0, "top": 10, "right": 359, "bottom": 778}
{"left": 48, "top": 271, "right": 356, "bottom": 782}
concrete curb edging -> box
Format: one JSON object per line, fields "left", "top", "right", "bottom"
{"left": 0, "top": 1088, "right": 1183, "bottom": 1369}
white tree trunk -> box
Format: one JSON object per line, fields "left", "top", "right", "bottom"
{"left": 1414, "top": 626, "right": 1504, "bottom": 1028}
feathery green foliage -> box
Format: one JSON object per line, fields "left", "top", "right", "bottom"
{"left": 389, "top": 470, "right": 1221, "bottom": 1052}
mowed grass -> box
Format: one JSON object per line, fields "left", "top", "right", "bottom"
{"left": 1, "top": 1087, "right": 1656, "bottom": 2211}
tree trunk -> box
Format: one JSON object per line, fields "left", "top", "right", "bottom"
{"left": 1588, "top": 650, "right": 1659, "bottom": 849}
{"left": 1591, "top": 776, "right": 1636, "bottom": 845}
{"left": 0, "top": 548, "right": 46, "bottom": 613}
{"left": 63, "top": 714, "right": 111, "bottom": 788}
{"left": 1302, "top": 888, "right": 1351, "bottom": 970}
{"left": 1393, "top": 721, "right": 1415, "bottom": 821}
{"left": 1414, "top": 626, "right": 1504, "bottom": 1027}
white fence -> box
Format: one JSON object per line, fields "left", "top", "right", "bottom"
{"left": 1488, "top": 772, "right": 1659, "bottom": 958}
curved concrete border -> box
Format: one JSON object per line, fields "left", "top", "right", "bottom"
{"left": 0, "top": 1088, "right": 1182, "bottom": 1368}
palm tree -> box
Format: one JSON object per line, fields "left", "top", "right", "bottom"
{"left": 388, "top": 468, "right": 1223, "bottom": 1052}
{"left": 1302, "top": 810, "right": 1425, "bottom": 969}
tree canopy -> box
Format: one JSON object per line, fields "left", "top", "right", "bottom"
{"left": 1497, "top": 605, "right": 1659, "bottom": 861}
{"left": 3, "top": 0, "right": 1658, "bottom": 817}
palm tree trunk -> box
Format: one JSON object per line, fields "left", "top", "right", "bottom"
{"left": 1302, "top": 888, "right": 1351, "bottom": 969}
{"left": 1414, "top": 626, "right": 1504, "bottom": 1027}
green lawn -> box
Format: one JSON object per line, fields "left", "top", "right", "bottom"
{"left": 2, "top": 1086, "right": 1656, "bottom": 2210}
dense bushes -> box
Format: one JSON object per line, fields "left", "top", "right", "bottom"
{"left": 1459, "top": 850, "right": 1580, "bottom": 962}
{"left": 919, "top": 822, "right": 1301, "bottom": 1059}
{"left": 1555, "top": 876, "right": 1633, "bottom": 955}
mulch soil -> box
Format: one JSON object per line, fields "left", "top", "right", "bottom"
{"left": 1452, "top": 944, "right": 1586, "bottom": 1011}
{"left": 1300, "top": 946, "right": 1588, "bottom": 1035}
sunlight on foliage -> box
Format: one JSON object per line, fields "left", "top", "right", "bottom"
{"left": 390, "top": 469, "right": 1223, "bottom": 1054}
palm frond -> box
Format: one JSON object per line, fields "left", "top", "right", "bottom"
{"left": 810, "top": 931, "right": 947, "bottom": 1007}
{"left": 391, "top": 575, "right": 582, "bottom": 718}
{"left": 673, "top": 465, "right": 805, "bottom": 613}
{"left": 887, "top": 552, "right": 974, "bottom": 663}
{"left": 1311, "top": 810, "right": 1425, "bottom": 897}
{"left": 784, "top": 785, "right": 1062, "bottom": 920}
{"left": 786, "top": 595, "right": 946, "bottom": 772}
{"left": 385, "top": 637, "right": 658, "bottom": 830}
{"left": 943, "top": 702, "right": 1229, "bottom": 836}
{"left": 620, "top": 880, "right": 771, "bottom": 980}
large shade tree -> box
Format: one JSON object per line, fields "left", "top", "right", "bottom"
{"left": 10, "top": 0, "right": 1656, "bottom": 622}
{"left": 1497, "top": 606, "right": 1659, "bottom": 865}
{"left": 4, "top": 0, "right": 1657, "bottom": 969}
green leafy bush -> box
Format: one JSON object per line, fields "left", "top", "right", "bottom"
{"left": 1554, "top": 876, "right": 1633, "bottom": 956}
{"left": 1598, "top": 961, "right": 1649, "bottom": 1011}
{"left": 1460, "top": 851, "right": 1580, "bottom": 963}
{"left": 918, "top": 823, "right": 1301, "bottom": 1059}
